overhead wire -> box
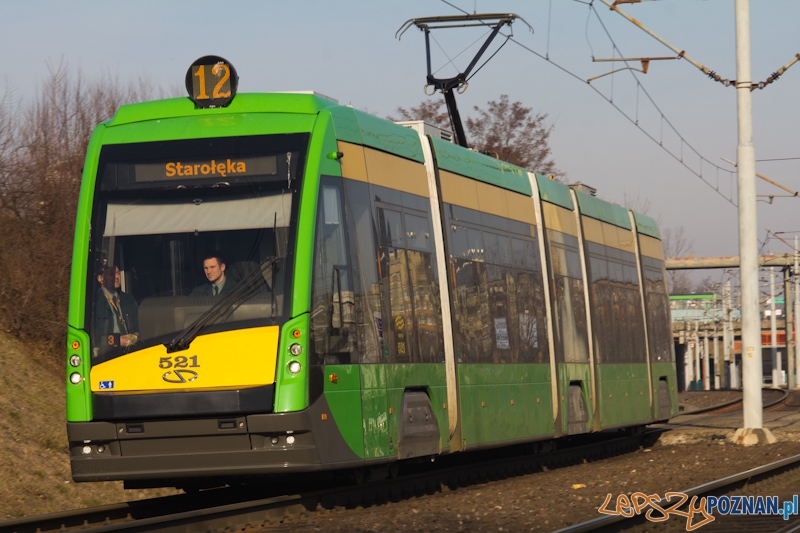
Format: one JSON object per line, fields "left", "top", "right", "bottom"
{"left": 581, "top": 2, "right": 737, "bottom": 206}
{"left": 438, "top": 0, "right": 739, "bottom": 207}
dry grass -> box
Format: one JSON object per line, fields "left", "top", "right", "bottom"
{"left": 0, "top": 330, "right": 173, "bottom": 520}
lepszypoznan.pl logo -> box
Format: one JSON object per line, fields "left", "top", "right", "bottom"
{"left": 599, "top": 492, "right": 799, "bottom": 531}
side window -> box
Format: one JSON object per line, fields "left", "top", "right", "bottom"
{"left": 644, "top": 259, "right": 673, "bottom": 362}
{"left": 313, "top": 177, "right": 442, "bottom": 368}
{"left": 376, "top": 203, "right": 442, "bottom": 363}
{"left": 447, "top": 203, "right": 549, "bottom": 365}
{"left": 310, "top": 178, "right": 357, "bottom": 365}
{"left": 585, "top": 239, "right": 646, "bottom": 364}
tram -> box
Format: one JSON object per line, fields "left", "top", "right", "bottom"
{"left": 66, "top": 57, "right": 678, "bottom": 488}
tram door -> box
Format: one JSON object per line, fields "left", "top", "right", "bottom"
{"left": 548, "top": 229, "right": 593, "bottom": 435}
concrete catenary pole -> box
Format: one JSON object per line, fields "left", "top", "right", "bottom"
{"left": 795, "top": 235, "right": 799, "bottom": 388}
{"left": 723, "top": 281, "right": 732, "bottom": 389}
{"left": 714, "top": 317, "right": 721, "bottom": 389}
{"left": 785, "top": 266, "right": 795, "bottom": 389}
{"left": 703, "top": 326, "right": 710, "bottom": 390}
{"left": 694, "top": 321, "right": 701, "bottom": 390}
{"left": 770, "top": 267, "right": 778, "bottom": 387}
{"left": 735, "top": 0, "right": 764, "bottom": 434}
{"left": 685, "top": 329, "right": 694, "bottom": 390}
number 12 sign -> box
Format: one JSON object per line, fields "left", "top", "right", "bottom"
{"left": 185, "top": 55, "right": 239, "bottom": 108}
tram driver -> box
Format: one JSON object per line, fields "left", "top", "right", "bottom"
{"left": 190, "top": 253, "right": 236, "bottom": 296}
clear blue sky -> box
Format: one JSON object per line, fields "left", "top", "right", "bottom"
{"left": 7, "top": 0, "right": 800, "bottom": 289}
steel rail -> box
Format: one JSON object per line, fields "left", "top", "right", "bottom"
{"left": 553, "top": 452, "right": 800, "bottom": 533}
{"left": 677, "top": 388, "right": 788, "bottom": 416}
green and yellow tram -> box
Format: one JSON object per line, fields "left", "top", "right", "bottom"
{"left": 66, "top": 57, "right": 678, "bottom": 488}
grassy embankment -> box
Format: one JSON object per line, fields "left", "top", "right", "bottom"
{"left": 0, "top": 331, "right": 171, "bottom": 519}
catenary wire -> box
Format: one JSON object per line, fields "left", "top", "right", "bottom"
{"left": 438, "top": 0, "right": 738, "bottom": 207}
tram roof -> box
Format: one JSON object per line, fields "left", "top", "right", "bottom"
{"left": 107, "top": 92, "right": 341, "bottom": 127}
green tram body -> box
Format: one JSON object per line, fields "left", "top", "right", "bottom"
{"left": 66, "top": 92, "right": 678, "bottom": 486}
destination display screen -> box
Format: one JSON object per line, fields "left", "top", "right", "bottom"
{"left": 134, "top": 156, "right": 277, "bottom": 183}
{"left": 97, "top": 133, "right": 309, "bottom": 191}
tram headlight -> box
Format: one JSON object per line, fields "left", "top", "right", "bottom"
{"left": 288, "top": 361, "right": 302, "bottom": 374}
{"left": 289, "top": 343, "right": 303, "bottom": 356}
{"left": 81, "top": 445, "right": 92, "bottom": 455}
{"left": 69, "top": 355, "right": 82, "bottom": 367}
{"left": 69, "top": 372, "right": 83, "bottom": 385}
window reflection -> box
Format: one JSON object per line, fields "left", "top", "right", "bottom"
{"left": 447, "top": 204, "right": 549, "bottom": 364}
{"left": 309, "top": 177, "right": 444, "bottom": 366}
{"left": 585, "top": 240, "right": 646, "bottom": 364}
{"left": 548, "top": 231, "right": 590, "bottom": 364}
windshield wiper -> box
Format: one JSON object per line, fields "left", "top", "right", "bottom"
{"left": 166, "top": 256, "right": 278, "bottom": 353}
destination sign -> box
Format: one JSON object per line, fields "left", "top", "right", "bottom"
{"left": 134, "top": 156, "right": 277, "bottom": 183}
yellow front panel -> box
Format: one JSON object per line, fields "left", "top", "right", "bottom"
{"left": 542, "top": 202, "right": 578, "bottom": 237}
{"left": 364, "top": 147, "right": 429, "bottom": 197}
{"left": 639, "top": 234, "right": 665, "bottom": 260}
{"left": 90, "top": 326, "right": 280, "bottom": 393}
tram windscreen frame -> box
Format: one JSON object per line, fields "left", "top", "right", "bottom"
{"left": 86, "top": 133, "right": 307, "bottom": 364}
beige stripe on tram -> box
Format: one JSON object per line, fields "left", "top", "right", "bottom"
{"left": 581, "top": 216, "right": 635, "bottom": 254}
{"left": 336, "top": 141, "right": 429, "bottom": 198}
{"left": 541, "top": 201, "right": 578, "bottom": 237}
{"left": 439, "top": 170, "right": 537, "bottom": 228}
{"left": 638, "top": 234, "right": 665, "bottom": 260}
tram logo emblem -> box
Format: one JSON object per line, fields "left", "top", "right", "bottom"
{"left": 162, "top": 370, "right": 199, "bottom": 383}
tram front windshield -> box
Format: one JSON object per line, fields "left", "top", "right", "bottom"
{"left": 87, "top": 134, "right": 306, "bottom": 363}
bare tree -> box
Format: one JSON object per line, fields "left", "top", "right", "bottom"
{"left": 0, "top": 61, "right": 159, "bottom": 351}
{"left": 693, "top": 276, "right": 719, "bottom": 294}
{"left": 467, "top": 95, "right": 563, "bottom": 177}
{"left": 391, "top": 95, "right": 563, "bottom": 178}
{"left": 662, "top": 226, "right": 695, "bottom": 294}
{"left": 388, "top": 98, "right": 450, "bottom": 130}
{"left": 620, "top": 191, "right": 652, "bottom": 216}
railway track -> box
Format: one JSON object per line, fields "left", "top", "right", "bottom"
{"left": 677, "top": 388, "right": 789, "bottom": 416}
{"left": 553, "top": 451, "right": 800, "bottom": 532}
{"left": 0, "top": 428, "right": 658, "bottom": 533}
